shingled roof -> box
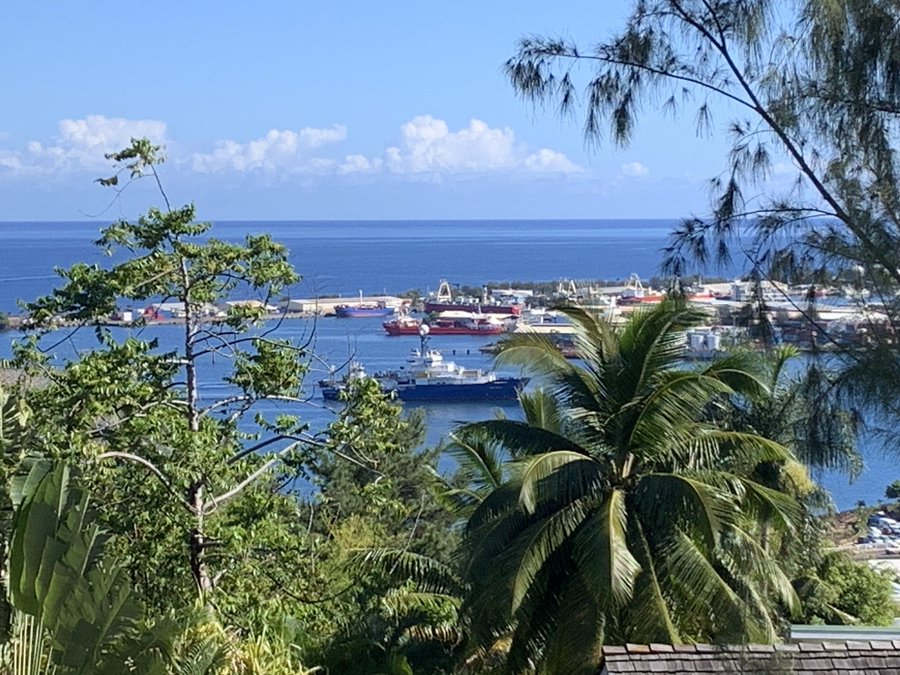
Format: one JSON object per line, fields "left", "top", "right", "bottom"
{"left": 600, "top": 641, "right": 900, "bottom": 674}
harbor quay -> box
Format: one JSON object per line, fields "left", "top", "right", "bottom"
{"left": 0, "top": 276, "right": 881, "bottom": 353}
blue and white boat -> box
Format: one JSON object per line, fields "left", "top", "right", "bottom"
{"left": 320, "top": 326, "right": 528, "bottom": 402}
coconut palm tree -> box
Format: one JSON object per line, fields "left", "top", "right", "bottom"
{"left": 458, "top": 301, "right": 802, "bottom": 674}
{"left": 725, "top": 345, "right": 862, "bottom": 488}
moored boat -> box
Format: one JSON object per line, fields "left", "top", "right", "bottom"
{"left": 335, "top": 303, "right": 395, "bottom": 318}
{"left": 320, "top": 327, "right": 528, "bottom": 402}
{"left": 423, "top": 280, "right": 522, "bottom": 316}
{"left": 616, "top": 274, "right": 665, "bottom": 305}
{"left": 382, "top": 313, "right": 504, "bottom": 336}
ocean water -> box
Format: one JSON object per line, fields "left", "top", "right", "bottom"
{"left": 0, "top": 219, "right": 889, "bottom": 509}
{"left": 0, "top": 219, "right": 684, "bottom": 313}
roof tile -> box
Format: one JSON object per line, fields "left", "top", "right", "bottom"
{"left": 821, "top": 640, "right": 849, "bottom": 650}
{"left": 601, "top": 641, "right": 900, "bottom": 675}
{"left": 774, "top": 643, "right": 800, "bottom": 652}
{"left": 798, "top": 642, "right": 825, "bottom": 652}
{"left": 845, "top": 641, "right": 871, "bottom": 651}
{"left": 802, "top": 657, "right": 834, "bottom": 670}
{"left": 864, "top": 656, "right": 889, "bottom": 669}
{"left": 673, "top": 644, "right": 698, "bottom": 653}
{"left": 746, "top": 644, "right": 775, "bottom": 652}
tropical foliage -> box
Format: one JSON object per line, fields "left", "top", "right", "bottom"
{"left": 795, "top": 553, "right": 897, "bottom": 627}
{"left": 456, "top": 302, "right": 802, "bottom": 672}
{"left": 4, "top": 460, "right": 174, "bottom": 674}
{"left": 505, "top": 0, "right": 900, "bottom": 429}
{"left": 8, "top": 9, "right": 900, "bottom": 659}
{"left": 1, "top": 142, "right": 458, "bottom": 671}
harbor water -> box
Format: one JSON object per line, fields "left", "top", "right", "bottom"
{"left": 0, "top": 219, "right": 891, "bottom": 509}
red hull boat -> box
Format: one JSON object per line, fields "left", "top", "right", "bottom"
{"left": 383, "top": 316, "right": 504, "bottom": 336}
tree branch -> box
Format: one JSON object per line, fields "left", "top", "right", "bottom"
{"left": 96, "top": 451, "right": 193, "bottom": 513}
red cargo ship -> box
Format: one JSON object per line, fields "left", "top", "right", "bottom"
{"left": 383, "top": 315, "right": 504, "bottom": 336}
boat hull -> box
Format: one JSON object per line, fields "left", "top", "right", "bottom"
{"left": 321, "top": 377, "right": 528, "bottom": 402}
{"left": 393, "top": 377, "right": 527, "bottom": 402}
{"left": 383, "top": 320, "right": 503, "bottom": 336}
{"left": 335, "top": 305, "right": 395, "bottom": 318}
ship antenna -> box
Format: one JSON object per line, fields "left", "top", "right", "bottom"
{"left": 419, "top": 323, "right": 431, "bottom": 352}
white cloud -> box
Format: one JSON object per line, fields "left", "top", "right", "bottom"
{"left": 524, "top": 148, "right": 580, "bottom": 173}
{"left": 0, "top": 115, "right": 169, "bottom": 177}
{"left": 0, "top": 115, "right": 579, "bottom": 185}
{"left": 190, "top": 126, "right": 346, "bottom": 173}
{"left": 339, "top": 153, "right": 383, "bottom": 174}
{"left": 621, "top": 161, "right": 650, "bottom": 177}
{"left": 370, "top": 115, "right": 580, "bottom": 176}
{"left": 58, "top": 115, "right": 167, "bottom": 153}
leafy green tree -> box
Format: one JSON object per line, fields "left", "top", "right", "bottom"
{"left": 6, "top": 140, "right": 461, "bottom": 670}
{"left": 457, "top": 302, "right": 801, "bottom": 672}
{"left": 2, "top": 459, "right": 318, "bottom": 674}
{"left": 505, "top": 0, "right": 900, "bottom": 426}
{"left": 886, "top": 480, "right": 900, "bottom": 502}
{"left": 721, "top": 345, "right": 861, "bottom": 496}
{"left": 795, "top": 553, "right": 897, "bottom": 626}
{"left": 8, "top": 140, "right": 344, "bottom": 633}
{"left": 305, "top": 377, "right": 465, "bottom": 673}
{"left": 0, "top": 380, "right": 35, "bottom": 646}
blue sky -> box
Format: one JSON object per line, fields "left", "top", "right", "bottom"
{"left": 1, "top": 2, "right": 751, "bottom": 221}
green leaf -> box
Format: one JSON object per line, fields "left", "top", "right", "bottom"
{"left": 572, "top": 488, "right": 641, "bottom": 608}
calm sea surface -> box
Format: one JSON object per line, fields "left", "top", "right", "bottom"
{"left": 0, "top": 219, "right": 889, "bottom": 509}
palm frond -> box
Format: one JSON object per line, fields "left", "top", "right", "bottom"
{"left": 443, "top": 428, "right": 507, "bottom": 495}
{"left": 518, "top": 388, "right": 565, "bottom": 433}
{"left": 627, "top": 371, "right": 735, "bottom": 459}
{"left": 539, "top": 572, "right": 606, "bottom": 675}
{"left": 697, "top": 351, "right": 771, "bottom": 399}
{"left": 454, "top": 419, "right": 584, "bottom": 458}
{"left": 623, "top": 520, "right": 681, "bottom": 644}
{"left": 659, "top": 530, "right": 773, "bottom": 644}
{"left": 669, "top": 430, "right": 792, "bottom": 473}
{"left": 495, "top": 331, "right": 579, "bottom": 377}
{"left": 572, "top": 488, "right": 641, "bottom": 608}
{"left": 632, "top": 473, "right": 735, "bottom": 548}
{"left": 349, "top": 548, "right": 462, "bottom": 595}
{"left": 509, "top": 498, "right": 593, "bottom": 613}
{"left": 721, "top": 524, "right": 801, "bottom": 619}
{"left": 614, "top": 301, "right": 707, "bottom": 402}
{"left": 381, "top": 590, "right": 462, "bottom": 618}
{"left": 516, "top": 450, "right": 600, "bottom": 514}
{"left": 730, "top": 477, "right": 803, "bottom": 534}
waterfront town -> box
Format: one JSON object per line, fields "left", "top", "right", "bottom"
{"left": 3, "top": 275, "right": 881, "bottom": 350}
{"left": 6, "top": 0, "right": 900, "bottom": 672}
